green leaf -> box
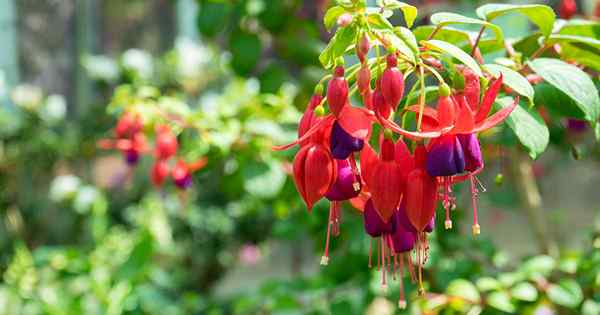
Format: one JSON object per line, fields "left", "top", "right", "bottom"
{"left": 394, "top": 27, "right": 419, "bottom": 59}
{"left": 446, "top": 279, "right": 481, "bottom": 303}
{"left": 534, "top": 83, "right": 586, "bottom": 120}
{"left": 390, "top": 1, "right": 417, "bottom": 28}
{"left": 583, "top": 299, "right": 600, "bottom": 315}
{"left": 324, "top": 6, "right": 346, "bottom": 31}
{"left": 511, "top": 282, "right": 538, "bottom": 302}
{"left": 529, "top": 58, "right": 600, "bottom": 123}
{"left": 422, "top": 39, "right": 482, "bottom": 76}
{"left": 487, "top": 291, "right": 516, "bottom": 313}
{"left": 546, "top": 34, "right": 600, "bottom": 50}
{"left": 476, "top": 277, "right": 503, "bottom": 292}
{"left": 522, "top": 255, "right": 555, "bottom": 277}
{"left": 559, "top": 20, "right": 600, "bottom": 38}
{"left": 242, "top": 158, "right": 286, "bottom": 198}
{"left": 430, "top": 12, "right": 504, "bottom": 46}
{"left": 115, "top": 231, "right": 154, "bottom": 282}
{"left": 476, "top": 4, "right": 555, "bottom": 36}
{"left": 319, "top": 24, "right": 358, "bottom": 68}
{"left": 560, "top": 42, "right": 600, "bottom": 72}
{"left": 367, "top": 13, "right": 393, "bottom": 30}
{"left": 547, "top": 280, "right": 583, "bottom": 308}
{"left": 495, "top": 97, "right": 549, "bottom": 159}
{"left": 484, "top": 64, "right": 534, "bottom": 103}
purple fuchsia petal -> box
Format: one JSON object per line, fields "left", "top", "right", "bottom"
{"left": 330, "top": 121, "right": 364, "bottom": 160}
{"left": 395, "top": 201, "right": 417, "bottom": 233}
{"left": 363, "top": 199, "right": 395, "bottom": 237}
{"left": 426, "top": 135, "right": 466, "bottom": 177}
{"left": 326, "top": 159, "right": 361, "bottom": 201}
{"left": 124, "top": 149, "right": 140, "bottom": 166}
{"left": 174, "top": 174, "right": 193, "bottom": 189}
{"left": 391, "top": 210, "right": 417, "bottom": 253}
{"left": 457, "top": 133, "right": 483, "bottom": 172}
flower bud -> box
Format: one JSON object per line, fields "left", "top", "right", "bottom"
{"left": 357, "top": 64, "right": 371, "bottom": 95}
{"left": 357, "top": 33, "right": 370, "bottom": 63}
{"left": 380, "top": 54, "right": 404, "bottom": 110}
{"left": 327, "top": 66, "right": 349, "bottom": 116}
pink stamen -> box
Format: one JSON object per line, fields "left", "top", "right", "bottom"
{"left": 321, "top": 204, "right": 334, "bottom": 265}
{"left": 332, "top": 202, "right": 341, "bottom": 237}
{"left": 470, "top": 175, "right": 481, "bottom": 235}
{"left": 349, "top": 154, "right": 361, "bottom": 191}
{"left": 381, "top": 236, "right": 387, "bottom": 289}
{"left": 444, "top": 177, "right": 452, "bottom": 229}
{"left": 393, "top": 254, "right": 397, "bottom": 281}
{"left": 417, "top": 233, "right": 425, "bottom": 296}
{"left": 377, "top": 237, "right": 381, "bottom": 271}
{"left": 368, "top": 238, "right": 373, "bottom": 268}
{"left": 407, "top": 252, "right": 416, "bottom": 283}
{"left": 398, "top": 254, "right": 407, "bottom": 309}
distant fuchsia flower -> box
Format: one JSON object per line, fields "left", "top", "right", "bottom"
{"left": 239, "top": 244, "right": 262, "bottom": 266}
{"left": 560, "top": 0, "right": 577, "bottom": 19}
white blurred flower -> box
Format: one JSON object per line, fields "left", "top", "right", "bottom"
{"left": 11, "top": 84, "right": 43, "bottom": 111}
{"left": 175, "top": 38, "right": 211, "bottom": 78}
{"left": 122, "top": 49, "right": 153, "bottom": 80}
{"left": 40, "top": 94, "right": 67, "bottom": 123}
{"left": 49, "top": 175, "right": 81, "bottom": 202}
{"left": 73, "top": 185, "right": 101, "bottom": 214}
{"left": 82, "top": 55, "right": 119, "bottom": 82}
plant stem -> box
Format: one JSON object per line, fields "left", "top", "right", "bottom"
{"left": 471, "top": 26, "right": 485, "bottom": 56}
{"left": 427, "top": 25, "right": 441, "bottom": 40}
{"left": 416, "top": 66, "right": 426, "bottom": 132}
{"left": 509, "top": 148, "right": 559, "bottom": 256}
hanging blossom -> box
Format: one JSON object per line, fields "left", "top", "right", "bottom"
{"left": 99, "top": 112, "right": 208, "bottom": 191}
{"left": 273, "top": 23, "right": 518, "bottom": 308}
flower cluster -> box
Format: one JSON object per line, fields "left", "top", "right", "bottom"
{"left": 275, "top": 34, "right": 517, "bottom": 307}
{"left": 98, "top": 111, "right": 207, "bottom": 191}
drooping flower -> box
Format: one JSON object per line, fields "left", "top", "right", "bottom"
{"left": 327, "top": 66, "right": 349, "bottom": 116}
{"left": 292, "top": 140, "right": 337, "bottom": 211}
{"left": 326, "top": 159, "right": 361, "bottom": 202}
{"left": 151, "top": 159, "right": 170, "bottom": 187}
{"left": 559, "top": 0, "right": 577, "bottom": 19}
{"left": 172, "top": 160, "right": 193, "bottom": 189}
{"left": 405, "top": 145, "right": 438, "bottom": 233}
{"left": 381, "top": 54, "right": 405, "bottom": 111}
{"left": 155, "top": 125, "right": 178, "bottom": 159}
{"left": 361, "top": 137, "right": 409, "bottom": 222}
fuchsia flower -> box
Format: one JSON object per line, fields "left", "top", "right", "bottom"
{"left": 273, "top": 43, "right": 518, "bottom": 307}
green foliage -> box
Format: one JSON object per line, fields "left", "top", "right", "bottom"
{"left": 1, "top": 1, "right": 600, "bottom": 314}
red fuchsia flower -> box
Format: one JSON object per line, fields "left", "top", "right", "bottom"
{"left": 115, "top": 111, "right": 143, "bottom": 139}
{"left": 172, "top": 160, "right": 193, "bottom": 190}
{"left": 98, "top": 128, "right": 149, "bottom": 167}
{"left": 381, "top": 54, "right": 405, "bottom": 111}
{"left": 401, "top": 71, "right": 517, "bottom": 232}
{"left": 360, "top": 136, "right": 411, "bottom": 222}
{"left": 151, "top": 159, "right": 170, "bottom": 187}
{"left": 155, "top": 125, "right": 178, "bottom": 159}
{"left": 292, "top": 129, "right": 337, "bottom": 212}
{"left": 298, "top": 89, "right": 324, "bottom": 147}
{"left": 559, "top": 0, "right": 577, "bottom": 19}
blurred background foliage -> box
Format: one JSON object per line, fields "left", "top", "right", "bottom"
{"left": 0, "top": 0, "right": 599, "bottom": 314}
